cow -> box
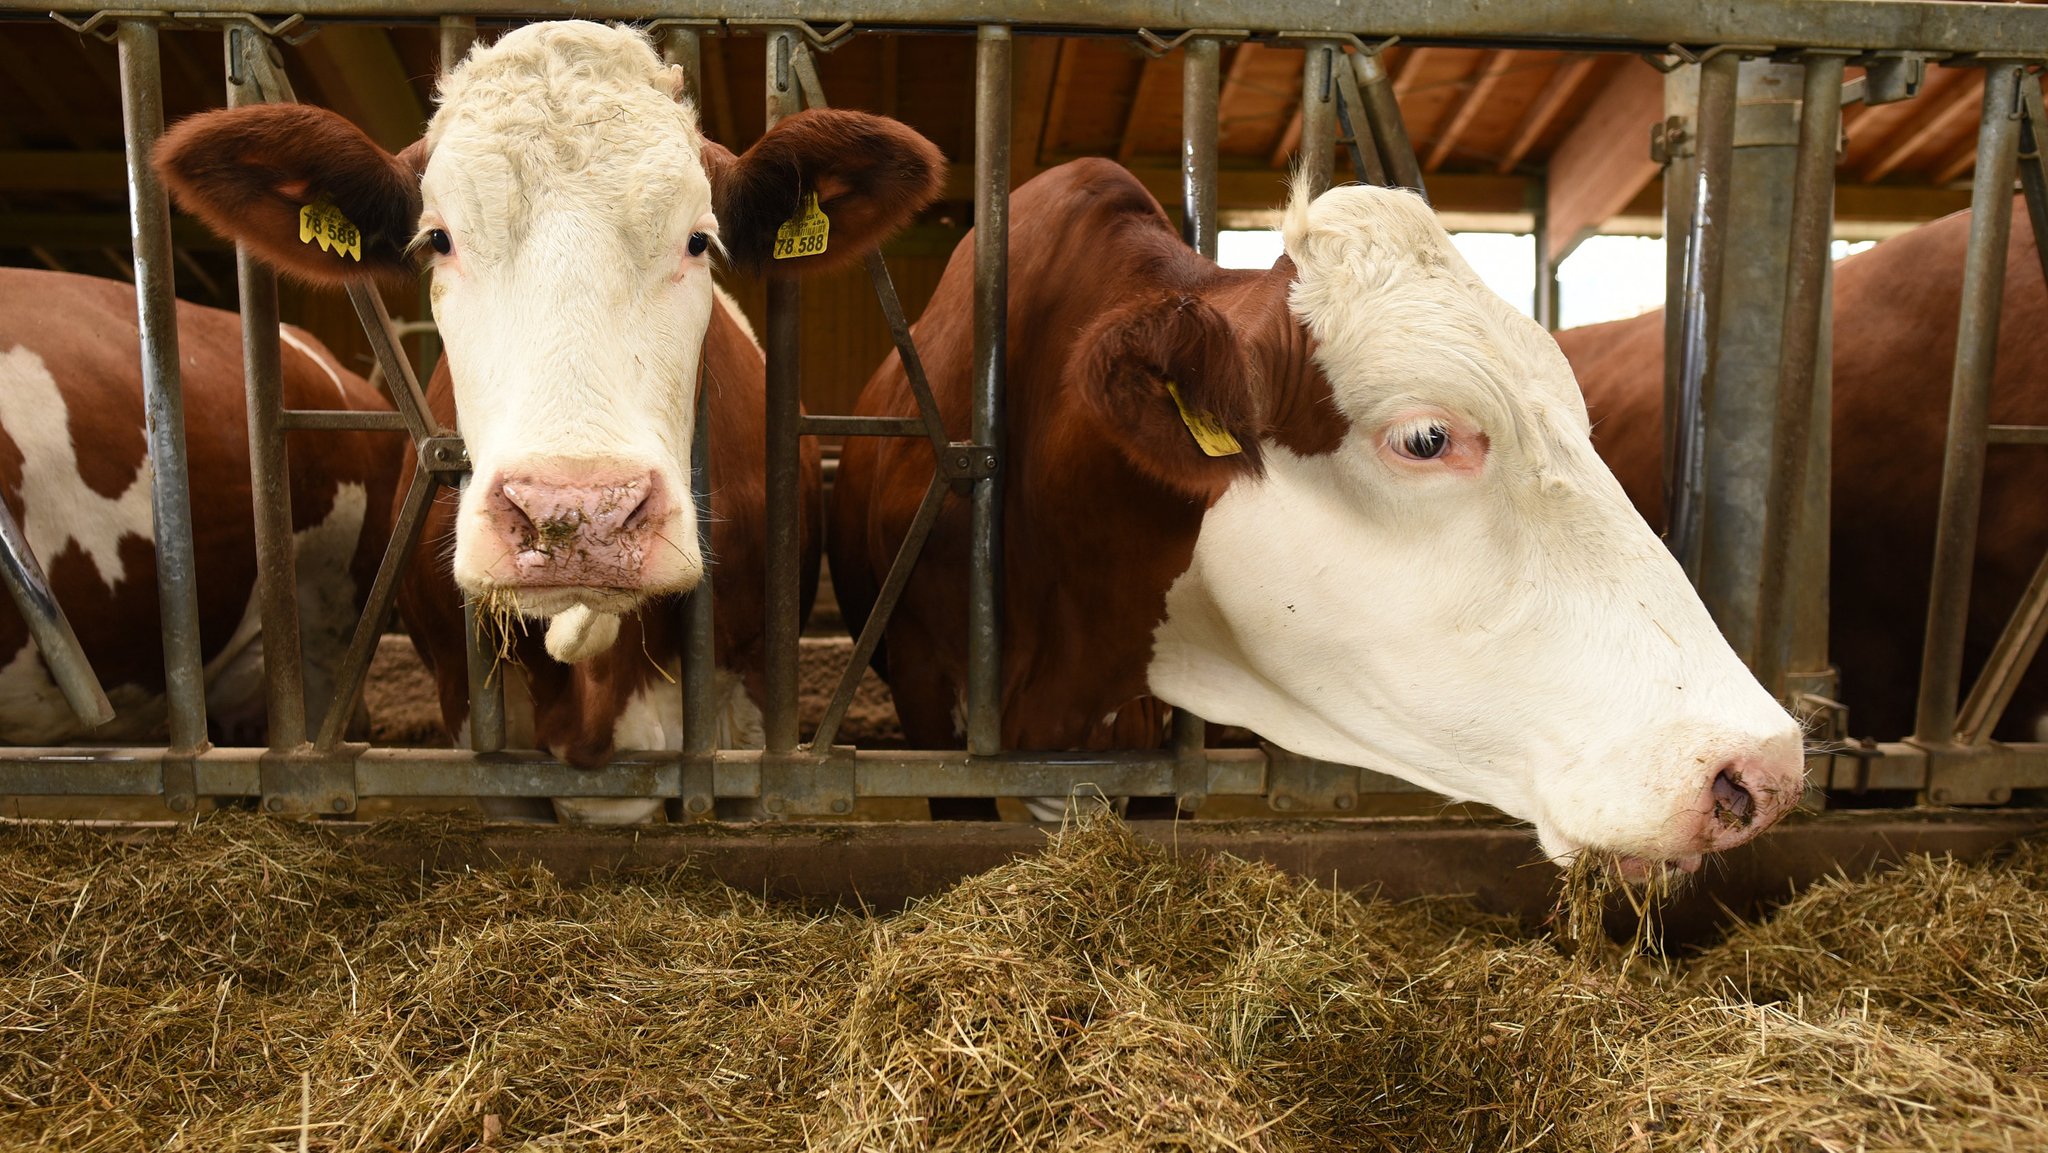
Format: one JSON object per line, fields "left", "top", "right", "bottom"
{"left": 830, "top": 158, "right": 1805, "bottom": 870}
{"left": 1562, "top": 202, "right": 2048, "bottom": 745}
{"left": 154, "top": 21, "right": 944, "bottom": 819}
{"left": 0, "top": 266, "right": 397, "bottom": 749}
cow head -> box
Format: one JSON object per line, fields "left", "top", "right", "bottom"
{"left": 1089, "top": 182, "right": 1804, "bottom": 871}
{"left": 156, "top": 21, "right": 942, "bottom": 658}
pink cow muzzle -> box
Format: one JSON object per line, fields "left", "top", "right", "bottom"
{"left": 479, "top": 469, "right": 673, "bottom": 592}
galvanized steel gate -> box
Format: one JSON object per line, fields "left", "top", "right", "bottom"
{"left": 4, "top": 1, "right": 2048, "bottom": 820}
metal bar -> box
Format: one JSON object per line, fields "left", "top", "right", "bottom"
{"left": 1989, "top": 423, "right": 2048, "bottom": 445}
{"left": 1915, "top": 60, "right": 2026, "bottom": 747}
{"left": 118, "top": 18, "right": 208, "bottom": 754}
{"left": 1752, "top": 52, "right": 1847, "bottom": 697}
{"left": 683, "top": 365, "right": 716, "bottom": 767}
{"left": 2018, "top": 75, "right": 2048, "bottom": 316}
{"left": 1352, "top": 50, "right": 1425, "bottom": 198}
{"left": 460, "top": 592, "right": 504, "bottom": 752}
{"left": 30, "top": 2, "right": 2048, "bottom": 55}
{"left": 1531, "top": 179, "right": 1559, "bottom": 331}
{"left": 439, "top": 15, "right": 476, "bottom": 72}
{"left": 1296, "top": 42, "right": 1337, "bottom": 198}
{"left": 798, "top": 414, "right": 929, "bottom": 438}
{"left": 661, "top": 24, "right": 701, "bottom": 94}
{"left": 1668, "top": 50, "right": 1740, "bottom": 583}
{"left": 227, "top": 26, "right": 307, "bottom": 753}
{"left": 809, "top": 473, "right": 948, "bottom": 751}
{"left": 1181, "top": 36, "right": 1221, "bottom": 255}
{"left": 1959, "top": 539, "right": 2048, "bottom": 745}
{"left": 967, "top": 24, "right": 1010, "bottom": 757}
{"left": 314, "top": 462, "right": 438, "bottom": 749}
{"left": 346, "top": 283, "right": 440, "bottom": 442}
{"left": 762, "top": 30, "right": 804, "bottom": 754}
{"left": 0, "top": 499, "right": 112, "bottom": 726}
{"left": 278, "top": 409, "right": 412, "bottom": 432}
{"left": 1663, "top": 62, "right": 1699, "bottom": 497}
{"left": 1331, "top": 44, "right": 1388, "bottom": 188}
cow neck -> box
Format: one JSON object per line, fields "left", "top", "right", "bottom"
{"left": 1202, "top": 255, "right": 1344, "bottom": 460}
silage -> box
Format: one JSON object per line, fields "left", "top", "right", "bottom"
{"left": 4, "top": 813, "right": 2048, "bottom": 1151}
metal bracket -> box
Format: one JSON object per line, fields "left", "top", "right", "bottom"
{"left": 1648, "top": 43, "right": 1777, "bottom": 73}
{"left": 757, "top": 747, "right": 857, "bottom": 818}
{"left": 1270, "top": 30, "right": 1397, "bottom": 57}
{"left": 259, "top": 743, "right": 363, "bottom": 816}
{"left": 937, "top": 442, "right": 999, "bottom": 481}
{"left": 53, "top": 9, "right": 310, "bottom": 44}
{"left": 1917, "top": 739, "right": 2020, "bottom": 807}
{"left": 1132, "top": 27, "right": 1250, "bottom": 58}
{"left": 733, "top": 18, "right": 854, "bottom": 54}
{"left": 420, "top": 435, "right": 470, "bottom": 475}
{"left": 1263, "top": 744, "right": 1362, "bottom": 813}
{"left": 1862, "top": 51, "right": 1933, "bottom": 105}
{"left": 1651, "top": 115, "right": 1694, "bottom": 163}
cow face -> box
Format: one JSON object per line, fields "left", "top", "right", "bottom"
{"left": 155, "top": 21, "right": 942, "bottom": 657}
{"left": 1132, "top": 185, "right": 1804, "bottom": 869}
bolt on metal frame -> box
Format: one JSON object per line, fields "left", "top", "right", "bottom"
{"left": 10, "top": 3, "right": 2048, "bottom": 818}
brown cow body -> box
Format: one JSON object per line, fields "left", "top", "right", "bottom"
{"left": 0, "top": 267, "right": 396, "bottom": 745}
{"left": 1562, "top": 204, "right": 2048, "bottom": 742}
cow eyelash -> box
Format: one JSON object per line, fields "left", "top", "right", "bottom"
{"left": 407, "top": 228, "right": 453, "bottom": 258}
{"left": 1391, "top": 420, "right": 1452, "bottom": 461}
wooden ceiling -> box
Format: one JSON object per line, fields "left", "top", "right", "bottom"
{"left": 0, "top": 20, "right": 1995, "bottom": 295}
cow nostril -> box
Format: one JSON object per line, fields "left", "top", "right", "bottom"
{"left": 1711, "top": 766, "right": 1755, "bottom": 828}
{"left": 619, "top": 487, "right": 655, "bottom": 533}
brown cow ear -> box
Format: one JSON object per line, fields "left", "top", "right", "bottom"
{"left": 1078, "top": 291, "right": 1265, "bottom": 499}
{"left": 154, "top": 103, "right": 424, "bottom": 285}
{"left": 708, "top": 108, "right": 944, "bottom": 275}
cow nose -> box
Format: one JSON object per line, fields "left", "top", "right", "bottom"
{"left": 1693, "top": 740, "right": 1803, "bottom": 854}
{"left": 486, "top": 470, "right": 665, "bottom": 588}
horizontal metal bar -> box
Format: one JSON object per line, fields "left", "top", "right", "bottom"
{"left": 1988, "top": 423, "right": 2048, "bottom": 445}
{"left": 21, "top": 3, "right": 2048, "bottom": 53}
{"left": 279, "top": 409, "right": 412, "bottom": 432}
{"left": 0, "top": 745, "right": 1423, "bottom": 798}
{"left": 797, "top": 414, "right": 931, "bottom": 438}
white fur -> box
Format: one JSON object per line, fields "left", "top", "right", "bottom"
{"left": 423, "top": 22, "right": 713, "bottom": 621}
{"left": 1148, "top": 183, "right": 1802, "bottom": 864}
{"left": 0, "top": 346, "right": 154, "bottom": 589}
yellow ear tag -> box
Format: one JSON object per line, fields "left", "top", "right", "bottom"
{"left": 1165, "top": 381, "right": 1244, "bottom": 457}
{"left": 772, "top": 191, "right": 830, "bottom": 260}
{"left": 298, "top": 197, "right": 362, "bottom": 262}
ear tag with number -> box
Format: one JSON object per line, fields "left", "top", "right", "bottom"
{"left": 298, "top": 197, "right": 363, "bottom": 262}
{"left": 1165, "top": 381, "right": 1244, "bottom": 457}
{"left": 773, "top": 192, "right": 830, "bottom": 260}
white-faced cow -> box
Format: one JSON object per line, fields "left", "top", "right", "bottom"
{"left": 1563, "top": 201, "right": 2048, "bottom": 744}
{"left": 832, "top": 159, "right": 1804, "bottom": 869}
{"left": 156, "top": 21, "right": 943, "bottom": 814}
{"left": 0, "top": 267, "right": 397, "bottom": 748}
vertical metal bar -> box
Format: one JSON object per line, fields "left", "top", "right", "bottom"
{"left": 1531, "top": 179, "right": 1559, "bottom": 331}
{"left": 662, "top": 25, "right": 702, "bottom": 98}
{"left": 438, "top": 16, "right": 475, "bottom": 73}
{"left": 1352, "top": 50, "right": 1425, "bottom": 198}
{"left": 227, "top": 28, "right": 307, "bottom": 752}
{"left": 1753, "top": 53, "right": 1846, "bottom": 698}
{"left": 968, "top": 25, "right": 1011, "bottom": 757}
{"left": 1663, "top": 62, "right": 1700, "bottom": 490}
{"left": 1668, "top": 50, "right": 1740, "bottom": 583}
{"left": 1181, "top": 36, "right": 1220, "bottom": 257}
{"left": 0, "top": 502, "right": 111, "bottom": 726}
{"left": 1298, "top": 42, "right": 1337, "bottom": 198}
{"left": 762, "top": 30, "right": 803, "bottom": 754}
{"left": 1915, "top": 61, "right": 2026, "bottom": 746}
{"left": 119, "top": 19, "right": 207, "bottom": 753}
{"left": 2017, "top": 76, "right": 2048, "bottom": 309}
{"left": 460, "top": 593, "right": 505, "bottom": 752}
{"left": 1332, "top": 48, "right": 1388, "bottom": 187}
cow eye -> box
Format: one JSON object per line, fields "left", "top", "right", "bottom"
{"left": 1396, "top": 422, "right": 1450, "bottom": 461}
{"left": 687, "top": 232, "right": 710, "bottom": 257}
{"left": 427, "top": 229, "right": 452, "bottom": 256}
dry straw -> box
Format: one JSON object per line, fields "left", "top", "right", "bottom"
{"left": 4, "top": 812, "right": 2047, "bottom": 1151}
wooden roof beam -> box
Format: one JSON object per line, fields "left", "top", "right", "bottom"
{"left": 1013, "top": 36, "right": 1062, "bottom": 177}
{"left": 1860, "top": 68, "right": 1983, "bottom": 182}
{"left": 1496, "top": 54, "right": 1598, "bottom": 174}
{"left": 1119, "top": 53, "right": 1173, "bottom": 164}
{"left": 291, "top": 26, "right": 426, "bottom": 152}
{"left": 1425, "top": 49, "right": 1515, "bottom": 172}
{"left": 1542, "top": 57, "right": 1665, "bottom": 261}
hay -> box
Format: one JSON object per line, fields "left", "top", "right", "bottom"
{"left": 5, "top": 815, "right": 2048, "bottom": 1151}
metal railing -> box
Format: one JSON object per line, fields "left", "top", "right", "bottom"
{"left": 6, "top": 2, "right": 2048, "bottom": 818}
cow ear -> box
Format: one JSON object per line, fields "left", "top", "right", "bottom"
{"left": 154, "top": 103, "right": 424, "bottom": 285}
{"left": 1078, "top": 291, "right": 1264, "bottom": 499}
{"left": 707, "top": 108, "right": 944, "bottom": 275}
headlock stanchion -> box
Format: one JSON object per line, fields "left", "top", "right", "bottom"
{"left": 13, "top": 3, "right": 2048, "bottom": 819}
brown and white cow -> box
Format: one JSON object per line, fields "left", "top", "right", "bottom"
{"left": 0, "top": 267, "right": 397, "bottom": 746}
{"left": 1563, "top": 202, "right": 2048, "bottom": 744}
{"left": 832, "top": 158, "right": 1804, "bottom": 869}
{"left": 155, "top": 21, "right": 943, "bottom": 807}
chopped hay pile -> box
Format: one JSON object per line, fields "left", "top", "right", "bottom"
{"left": 4, "top": 815, "right": 2048, "bottom": 1151}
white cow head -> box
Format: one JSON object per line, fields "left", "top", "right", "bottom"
{"left": 1116, "top": 183, "right": 1804, "bottom": 869}
{"left": 156, "top": 21, "right": 942, "bottom": 658}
